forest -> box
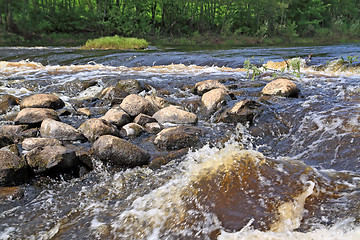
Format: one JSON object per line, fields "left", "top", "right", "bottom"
{"left": 0, "top": 0, "right": 359, "bottom": 44}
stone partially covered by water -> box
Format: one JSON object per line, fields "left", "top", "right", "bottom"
{"left": 261, "top": 78, "right": 300, "bottom": 97}
{"left": 78, "top": 118, "right": 120, "bottom": 142}
{"left": 0, "top": 150, "right": 31, "bottom": 186}
{"left": 91, "top": 135, "right": 150, "bottom": 167}
{"left": 152, "top": 106, "right": 198, "bottom": 124}
{"left": 120, "top": 94, "right": 157, "bottom": 117}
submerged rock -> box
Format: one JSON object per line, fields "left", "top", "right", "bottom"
{"left": 148, "top": 148, "right": 189, "bottom": 170}
{"left": 261, "top": 78, "right": 300, "bottom": 97}
{"left": 91, "top": 135, "right": 150, "bottom": 167}
{"left": 101, "top": 108, "right": 131, "bottom": 128}
{"left": 14, "top": 108, "right": 60, "bottom": 126}
{"left": 0, "top": 150, "right": 31, "bottom": 186}
{"left": 40, "top": 118, "right": 85, "bottom": 141}
{"left": 193, "top": 79, "right": 228, "bottom": 95}
{"left": 0, "top": 187, "right": 24, "bottom": 201}
{"left": 154, "top": 126, "right": 203, "bottom": 150}
{"left": 115, "top": 79, "right": 145, "bottom": 94}
{"left": 218, "top": 99, "right": 262, "bottom": 124}
{"left": 99, "top": 86, "right": 129, "bottom": 105}
{"left": 20, "top": 94, "right": 65, "bottom": 110}
{"left": 0, "top": 95, "right": 19, "bottom": 114}
{"left": 152, "top": 106, "right": 198, "bottom": 125}
{"left": 22, "top": 137, "right": 62, "bottom": 151}
{"left": 120, "top": 94, "right": 157, "bottom": 117}
{"left": 78, "top": 118, "right": 120, "bottom": 142}
{"left": 25, "top": 145, "right": 78, "bottom": 175}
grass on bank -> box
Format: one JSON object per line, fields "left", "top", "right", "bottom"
{"left": 82, "top": 35, "right": 149, "bottom": 50}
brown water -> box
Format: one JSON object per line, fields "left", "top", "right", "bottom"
{"left": 0, "top": 44, "right": 359, "bottom": 239}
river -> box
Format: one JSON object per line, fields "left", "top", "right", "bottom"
{"left": 0, "top": 43, "right": 359, "bottom": 239}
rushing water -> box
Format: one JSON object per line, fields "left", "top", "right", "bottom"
{"left": 0, "top": 43, "right": 359, "bottom": 239}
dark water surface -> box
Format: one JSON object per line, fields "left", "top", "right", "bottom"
{"left": 0, "top": 44, "right": 359, "bottom": 239}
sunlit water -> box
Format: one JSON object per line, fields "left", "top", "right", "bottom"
{"left": 0, "top": 44, "right": 359, "bottom": 239}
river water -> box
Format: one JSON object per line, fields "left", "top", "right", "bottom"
{"left": 0, "top": 43, "right": 359, "bottom": 239}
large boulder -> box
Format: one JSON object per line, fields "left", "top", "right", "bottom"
{"left": 0, "top": 151, "right": 31, "bottom": 186}
{"left": 91, "top": 135, "right": 150, "bottom": 167}
{"left": 154, "top": 126, "right": 204, "bottom": 150}
{"left": 25, "top": 145, "right": 77, "bottom": 174}
{"left": 193, "top": 79, "right": 228, "bottom": 95}
{"left": 152, "top": 106, "right": 198, "bottom": 125}
{"left": 120, "top": 94, "right": 157, "bottom": 117}
{"left": 40, "top": 118, "right": 85, "bottom": 141}
{"left": 261, "top": 78, "right": 300, "bottom": 97}
{"left": 115, "top": 79, "right": 145, "bottom": 94}
{"left": 101, "top": 108, "right": 131, "bottom": 128}
{"left": 200, "top": 88, "right": 229, "bottom": 116}
{"left": 0, "top": 95, "right": 19, "bottom": 114}
{"left": 20, "top": 94, "right": 65, "bottom": 110}
{"left": 22, "top": 137, "right": 62, "bottom": 151}
{"left": 218, "top": 99, "right": 262, "bottom": 124}
{"left": 78, "top": 118, "right": 120, "bottom": 142}
{"left": 14, "top": 108, "right": 60, "bottom": 126}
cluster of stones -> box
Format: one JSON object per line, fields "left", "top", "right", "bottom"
{"left": 0, "top": 77, "right": 299, "bottom": 189}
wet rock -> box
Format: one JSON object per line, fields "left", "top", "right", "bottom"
{"left": 115, "top": 79, "right": 145, "bottom": 94}
{"left": 122, "top": 123, "right": 144, "bottom": 137}
{"left": 145, "top": 122, "right": 162, "bottom": 134}
{"left": 193, "top": 79, "right": 228, "bottom": 95}
{"left": 181, "top": 98, "right": 201, "bottom": 113}
{"left": 14, "top": 108, "right": 60, "bottom": 126}
{"left": 91, "top": 135, "right": 150, "bottom": 167}
{"left": 144, "top": 95, "right": 176, "bottom": 110}
{"left": 134, "top": 113, "right": 156, "bottom": 126}
{"left": 25, "top": 145, "right": 77, "bottom": 174}
{"left": 0, "top": 135, "right": 14, "bottom": 148}
{"left": 101, "top": 108, "right": 131, "bottom": 128}
{"left": 40, "top": 118, "right": 85, "bottom": 141}
{"left": 148, "top": 148, "right": 189, "bottom": 170}
{"left": 63, "top": 144, "right": 93, "bottom": 171}
{"left": 99, "top": 86, "right": 129, "bottom": 105}
{"left": 152, "top": 106, "right": 198, "bottom": 125}
{"left": 22, "top": 137, "right": 62, "bottom": 151}
{"left": 0, "top": 94, "right": 19, "bottom": 114}
{"left": 0, "top": 144, "right": 20, "bottom": 156}
{"left": 154, "top": 126, "right": 204, "bottom": 150}
{"left": 78, "top": 118, "right": 120, "bottom": 142}
{"left": 76, "top": 107, "right": 108, "bottom": 118}
{"left": 120, "top": 94, "right": 157, "bottom": 117}
{"left": 218, "top": 99, "right": 262, "bottom": 124}
{"left": 200, "top": 88, "right": 230, "bottom": 116}
{"left": 261, "top": 78, "right": 300, "bottom": 97}
{"left": 0, "top": 125, "right": 38, "bottom": 141}
{"left": 0, "top": 187, "right": 24, "bottom": 201}
{"left": 20, "top": 94, "right": 65, "bottom": 110}
{"left": 0, "top": 150, "right": 31, "bottom": 186}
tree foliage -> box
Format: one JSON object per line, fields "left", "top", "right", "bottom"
{"left": 0, "top": 0, "right": 359, "bottom": 41}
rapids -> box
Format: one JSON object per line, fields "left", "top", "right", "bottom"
{"left": 0, "top": 43, "right": 359, "bottom": 239}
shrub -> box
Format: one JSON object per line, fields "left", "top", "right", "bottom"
{"left": 82, "top": 35, "right": 149, "bottom": 50}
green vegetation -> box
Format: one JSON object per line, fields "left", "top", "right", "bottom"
{"left": 0, "top": 0, "right": 359, "bottom": 45}
{"left": 82, "top": 36, "right": 149, "bottom": 50}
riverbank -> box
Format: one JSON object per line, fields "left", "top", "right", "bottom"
{"left": 1, "top": 29, "right": 359, "bottom": 48}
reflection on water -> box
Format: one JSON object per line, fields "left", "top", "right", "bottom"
{"left": 0, "top": 44, "right": 359, "bottom": 239}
